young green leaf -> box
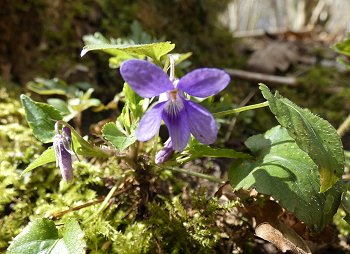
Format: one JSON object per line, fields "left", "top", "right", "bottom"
{"left": 20, "top": 94, "right": 62, "bottom": 143}
{"left": 7, "top": 218, "right": 59, "bottom": 254}
{"left": 68, "top": 125, "right": 108, "bottom": 158}
{"left": 48, "top": 98, "right": 71, "bottom": 115}
{"left": 21, "top": 146, "right": 56, "bottom": 176}
{"left": 332, "top": 36, "right": 350, "bottom": 57}
{"left": 27, "top": 77, "right": 73, "bottom": 96}
{"left": 260, "top": 84, "right": 344, "bottom": 192}
{"left": 177, "top": 138, "right": 251, "bottom": 163}
{"left": 7, "top": 218, "right": 86, "bottom": 254}
{"left": 123, "top": 83, "right": 143, "bottom": 121}
{"left": 108, "top": 52, "right": 138, "bottom": 68}
{"left": 60, "top": 219, "right": 86, "bottom": 254}
{"left": 81, "top": 41, "right": 175, "bottom": 61}
{"left": 102, "top": 122, "right": 136, "bottom": 151}
{"left": 229, "top": 126, "right": 342, "bottom": 231}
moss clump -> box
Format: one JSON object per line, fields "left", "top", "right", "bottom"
{"left": 333, "top": 208, "right": 350, "bottom": 237}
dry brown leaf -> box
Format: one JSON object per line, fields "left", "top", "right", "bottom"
{"left": 247, "top": 42, "right": 299, "bottom": 73}
{"left": 255, "top": 222, "right": 311, "bottom": 254}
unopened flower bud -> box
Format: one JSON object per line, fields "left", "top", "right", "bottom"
{"left": 155, "top": 138, "right": 174, "bottom": 164}
{"left": 53, "top": 125, "right": 74, "bottom": 181}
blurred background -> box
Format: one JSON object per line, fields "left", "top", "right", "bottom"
{"left": 2, "top": 0, "right": 350, "bottom": 81}
{"left": 1, "top": 0, "right": 350, "bottom": 145}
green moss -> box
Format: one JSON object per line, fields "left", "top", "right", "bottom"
{"left": 333, "top": 208, "right": 350, "bottom": 237}
{"left": 146, "top": 192, "right": 238, "bottom": 253}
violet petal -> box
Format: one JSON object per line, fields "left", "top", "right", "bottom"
{"left": 136, "top": 102, "right": 165, "bottom": 141}
{"left": 177, "top": 68, "right": 230, "bottom": 97}
{"left": 162, "top": 106, "right": 190, "bottom": 151}
{"left": 53, "top": 133, "right": 73, "bottom": 181}
{"left": 120, "top": 59, "right": 174, "bottom": 98}
{"left": 155, "top": 138, "right": 174, "bottom": 164}
{"left": 53, "top": 134, "right": 62, "bottom": 168}
{"left": 58, "top": 141, "right": 73, "bottom": 181}
{"left": 185, "top": 100, "right": 217, "bottom": 144}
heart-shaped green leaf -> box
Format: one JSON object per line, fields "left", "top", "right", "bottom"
{"left": 61, "top": 219, "right": 86, "bottom": 254}
{"left": 229, "top": 126, "right": 342, "bottom": 231}
{"left": 102, "top": 122, "right": 136, "bottom": 151}
{"left": 260, "top": 84, "right": 344, "bottom": 192}
{"left": 7, "top": 218, "right": 86, "bottom": 254}
{"left": 21, "top": 94, "right": 62, "bottom": 143}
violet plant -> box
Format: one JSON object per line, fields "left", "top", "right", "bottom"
{"left": 11, "top": 38, "right": 348, "bottom": 253}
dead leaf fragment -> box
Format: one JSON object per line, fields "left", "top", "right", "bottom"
{"left": 255, "top": 222, "right": 311, "bottom": 254}
{"left": 247, "top": 42, "right": 299, "bottom": 73}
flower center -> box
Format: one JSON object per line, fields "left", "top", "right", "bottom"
{"left": 169, "top": 88, "right": 178, "bottom": 102}
{"left": 164, "top": 89, "right": 184, "bottom": 117}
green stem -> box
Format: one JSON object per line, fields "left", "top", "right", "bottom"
{"left": 47, "top": 239, "right": 60, "bottom": 253}
{"left": 167, "top": 167, "right": 225, "bottom": 184}
{"left": 55, "top": 120, "right": 108, "bottom": 157}
{"left": 83, "top": 185, "right": 118, "bottom": 224}
{"left": 213, "top": 101, "right": 269, "bottom": 117}
{"left": 152, "top": 131, "right": 160, "bottom": 163}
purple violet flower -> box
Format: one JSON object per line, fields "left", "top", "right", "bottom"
{"left": 120, "top": 59, "right": 230, "bottom": 151}
{"left": 53, "top": 125, "right": 74, "bottom": 181}
{"left": 155, "top": 138, "right": 174, "bottom": 164}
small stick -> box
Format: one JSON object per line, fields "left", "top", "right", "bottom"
{"left": 49, "top": 186, "right": 132, "bottom": 220}
{"left": 337, "top": 114, "right": 350, "bottom": 137}
{"left": 49, "top": 198, "right": 105, "bottom": 220}
{"left": 224, "top": 68, "right": 297, "bottom": 86}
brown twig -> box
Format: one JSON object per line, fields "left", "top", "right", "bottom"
{"left": 49, "top": 186, "right": 132, "bottom": 220}
{"left": 232, "top": 27, "right": 313, "bottom": 38}
{"left": 337, "top": 114, "right": 350, "bottom": 137}
{"left": 224, "top": 68, "right": 298, "bottom": 86}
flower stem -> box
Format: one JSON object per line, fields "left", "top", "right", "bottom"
{"left": 152, "top": 131, "right": 160, "bottom": 162}
{"left": 55, "top": 120, "right": 108, "bottom": 157}
{"left": 166, "top": 167, "right": 225, "bottom": 184}
{"left": 213, "top": 101, "right": 269, "bottom": 117}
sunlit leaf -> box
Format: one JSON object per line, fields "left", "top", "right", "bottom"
{"left": 229, "top": 126, "right": 342, "bottom": 231}
{"left": 260, "top": 84, "right": 344, "bottom": 192}
{"left": 21, "top": 146, "right": 56, "bottom": 176}
{"left": 332, "top": 36, "right": 350, "bottom": 57}
{"left": 21, "top": 94, "right": 62, "bottom": 143}
{"left": 123, "top": 83, "right": 143, "bottom": 121}
{"left": 68, "top": 125, "right": 108, "bottom": 158}
{"left": 60, "top": 219, "right": 86, "bottom": 254}
{"left": 48, "top": 98, "right": 71, "bottom": 115}
{"left": 102, "top": 122, "right": 136, "bottom": 151}
{"left": 27, "top": 77, "right": 77, "bottom": 96}
{"left": 7, "top": 218, "right": 86, "bottom": 254}
{"left": 177, "top": 138, "right": 251, "bottom": 163}
{"left": 81, "top": 41, "right": 175, "bottom": 61}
